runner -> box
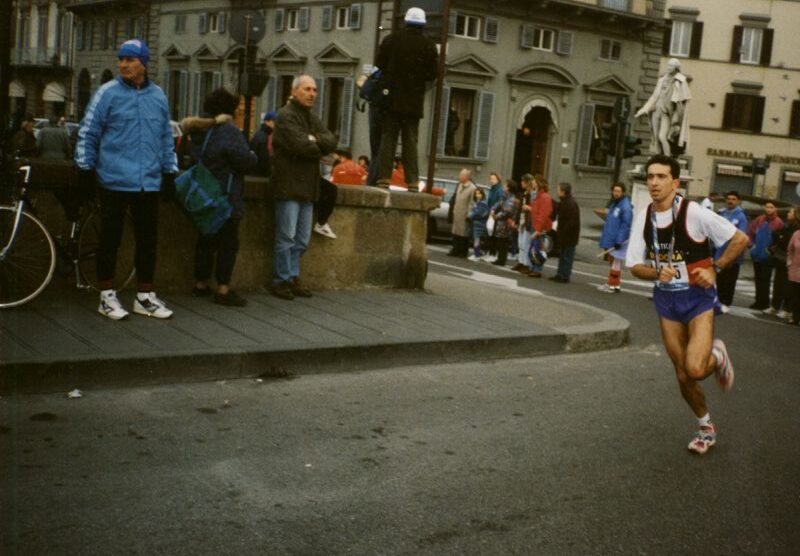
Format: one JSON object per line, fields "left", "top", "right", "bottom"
{"left": 626, "top": 154, "right": 748, "bottom": 455}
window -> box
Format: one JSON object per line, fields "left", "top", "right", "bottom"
{"left": 589, "top": 105, "right": 614, "bottom": 167}
{"left": 731, "top": 25, "right": 773, "bottom": 66}
{"left": 174, "top": 14, "right": 186, "bottom": 34}
{"left": 207, "top": 12, "right": 226, "bottom": 34}
{"left": 105, "top": 20, "right": 116, "bottom": 50}
{"left": 600, "top": 39, "right": 622, "bottom": 61}
{"left": 287, "top": 9, "right": 299, "bottom": 30}
{"left": 37, "top": 15, "right": 47, "bottom": 50}
{"left": 75, "top": 21, "right": 83, "bottom": 51}
{"left": 722, "top": 93, "right": 765, "bottom": 132}
{"left": 454, "top": 14, "right": 481, "bottom": 39}
{"left": 670, "top": 20, "right": 692, "bottom": 57}
{"left": 87, "top": 21, "right": 94, "bottom": 50}
{"left": 336, "top": 7, "right": 349, "bottom": 29}
{"left": 789, "top": 101, "right": 800, "bottom": 138}
{"left": 444, "top": 89, "right": 475, "bottom": 157}
{"left": 533, "top": 28, "right": 555, "bottom": 51}
{"left": 740, "top": 27, "right": 763, "bottom": 64}
{"left": 575, "top": 103, "right": 615, "bottom": 168}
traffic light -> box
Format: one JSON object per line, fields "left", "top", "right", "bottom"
{"left": 598, "top": 122, "right": 618, "bottom": 154}
{"left": 623, "top": 135, "right": 642, "bottom": 158}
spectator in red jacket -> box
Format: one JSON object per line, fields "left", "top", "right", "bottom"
{"left": 331, "top": 150, "right": 367, "bottom": 185}
{"left": 527, "top": 179, "right": 553, "bottom": 278}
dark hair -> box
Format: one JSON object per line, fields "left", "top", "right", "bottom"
{"left": 506, "top": 179, "right": 519, "bottom": 195}
{"left": 646, "top": 154, "right": 680, "bottom": 180}
{"left": 335, "top": 149, "right": 353, "bottom": 159}
{"left": 358, "top": 155, "right": 369, "bottom": 165}
{"left": 725, "top": 190, "right": 740, "bottom": 199}
{"left": 611, "top": 181, "right": 626, "bottom": 194}
{"left": 203, "top": 88, "right": 240, "bottom": 117}
{"left": 473, "top": 188, "right": 485, "bottom": 200}
{"left": 558, "top": 182, "right": 572, "bottom": 196}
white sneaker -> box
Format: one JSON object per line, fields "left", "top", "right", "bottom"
{"left": 481, "top": 254, "right": 495, "bottom": 263}
{"left": 719, "top": 304, "right": 730, "bottom": 314}
{"left": 467, "top": 255, "right": 480, "bottom": 262}
{"left": 314, "top": 222, "right": 337, "bottom": 239}
{"left": 98, "top": 290, "right": 129, "bottom": 320}
{"left": 597, "top": 284, "right": 621, "bottom": 293}
{"left": 762, "top": 307, "right": 776, "bottom": 315}
{"left": 776, "top": 309, "right": 790, "bottom": 320}
{"left": 133, "top": 292, "right": 173, "bottom": 319}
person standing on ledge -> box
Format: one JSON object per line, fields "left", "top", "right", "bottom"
{"left": 635, "top": 58, "right": 691, "bottom": 157}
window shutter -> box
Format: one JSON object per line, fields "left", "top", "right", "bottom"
{"left": 752, "top": 96, "right": 765, "bottom": 132}
{"left": 322, "top": 6, "right": 333, "bottom": 31}
{"left": 730, "top": 25, "right": 743, "bottom": 62}
{"left": 265, "top": 76, "right": 277, "bottom": 111}
{"left": 722, "top": 93, "right": 735, "bottom": 129}
{"left": 575, "top": 103, "right": 595, "bottom": 166}
{"left": 520, "top": 24, "right": 534, "bottom": 49}
{"left": 199, "top": 13, "right": 208, "bottom": 34}
{"left": 448, "top": 12, "right": 457, "bottom": 36}
{"left": 76, "top": 21, "right": 83, "bottom": 50}
{"left": 789, "top": 100, "right": 800, "bottom": 138}
{"left": 338, "top": 77, "right": 355, "bottom": 148}
{"left": 314, "top": 77, "right": 325, "bottom": 119}
{"left": 218, "top": 12, "right": 227, "bottom": 34}
{"left": 212, "top": 71, "right": 222, "bottom": 90}
{"left": 433, "top": 86, "right": 450, "bottom": 157}
{"left": 473, "top": 91, "right": 495, "bottom": 160}
{"left": 350, "top": 4, "right": 362, "bottom": 30}
{"left": 760, "top": 28, "right": 773, "bottom": 67}
{"left": 192, "top": 72, "right": 200, "bottom": 115}
{"left": 163, "top": 71, "right": 170, "bottom": 103}
{"left": 275, "top": 9, "right": 285, "bottom": 32}
{"left": 689, "top": 21, "right": 703, "bottom": 58}
{"left": 662, "top": 20, "right": 672, "bottom": 55}
{"left": 483, "top": 17, "right": 499, "bottom": 44}
{"left": 299, "top": 7, "right": 310, "bottom": 31}
{"left": 556, "top": 30, "right": 574, "bottom": 56}
{"left": 179, "top": 70, "right": 189, "bottom": 119}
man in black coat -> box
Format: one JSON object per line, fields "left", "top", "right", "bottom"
{"left": 550, "top": 182, "right": 580, "bottom": 283}
{"left": 374, "top": 7, "right": 438, "bottom": 189}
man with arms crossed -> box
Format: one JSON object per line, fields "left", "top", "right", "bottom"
{"left": 626, "top": 155, "right": 748, "bottom": 454}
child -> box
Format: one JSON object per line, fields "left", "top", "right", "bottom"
{"left": 468, "top": 188, "right": 490, "bottom": 261}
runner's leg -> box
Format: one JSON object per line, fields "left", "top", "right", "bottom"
{"left": 659, "top": 317, "right": 708, "bottom": 418}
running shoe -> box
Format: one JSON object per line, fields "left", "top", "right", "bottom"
{"left": 98, "top": 291, "right": 129, "bottom": 320}
{"left": 712, "top": 338, "right": 734, "bottom": 392}
{"left": 313, "top": 222, "right": 337, "bottom": 239}
{"left": 133, "top": 292, "right": 174, "bottom": 319}
{"left": 688, "top": 423, "right": 717, "bottom": 455}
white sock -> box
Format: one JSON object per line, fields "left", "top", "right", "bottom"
{"left": 698, "top": 413, "right": 712, "bottom": 428}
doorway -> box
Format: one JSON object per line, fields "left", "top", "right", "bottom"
{"left": 77, "top": 69, "right": 92, "bottom": 120}
{"left": 512, "top": 106, "right": 551, "bottom": 181}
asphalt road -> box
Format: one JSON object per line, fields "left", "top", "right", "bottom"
{"left": 2, "top": 237, "right": 799, "bottom": 555}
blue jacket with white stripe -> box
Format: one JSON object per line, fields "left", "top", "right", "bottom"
{"left": 75, "top": 76, "right": 177, "bottom": 191}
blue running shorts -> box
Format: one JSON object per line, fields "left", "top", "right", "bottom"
{"left": 653, "top": 285, "right": 718, "bottom": 325}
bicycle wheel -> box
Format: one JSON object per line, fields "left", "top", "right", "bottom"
{"left": 77, "top": 207, "right": 136, "bottom": 292}
{"left": 0, "top": 206, "right": 56, "bottom": 308}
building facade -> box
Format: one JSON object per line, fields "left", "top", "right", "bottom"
{"left": 661, "top": 0, "right": 800, "bottom": 204}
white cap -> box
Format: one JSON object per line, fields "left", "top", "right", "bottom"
{"left": 404, "top": 7, "right": 426, "bottom": 26}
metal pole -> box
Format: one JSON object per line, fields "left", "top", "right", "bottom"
{"left": 242, "top": 15, "right": 253, "bottom": 138}
{"left": 425, "top": 0, "right": 451, "bottom": 194}
{"left": 0, "top": 0, "right": 13, "bottom": 162}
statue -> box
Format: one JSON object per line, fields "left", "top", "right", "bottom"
{"left": 635, "top": 58, "right": 691, "bottom": 157}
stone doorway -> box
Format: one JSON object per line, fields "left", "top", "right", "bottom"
{"left": 512, "top": 106, "right": 551, "bottom": 181}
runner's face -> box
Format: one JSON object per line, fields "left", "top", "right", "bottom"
{"left": 646, "top": 163, "right": 678, "bottom": 206}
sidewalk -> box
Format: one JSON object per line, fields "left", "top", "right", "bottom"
{"left": 0, "top": 271, "right": 628, "bottom": 395}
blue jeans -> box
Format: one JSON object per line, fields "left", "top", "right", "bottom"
{"left": 556, "top": 245, "right": 576, "bottom": 281}
{"left": 518, "top": 229, "right": 531, "bottom": 268}
{"left": 273, "top": 200, "right": 313, "bottom": 286}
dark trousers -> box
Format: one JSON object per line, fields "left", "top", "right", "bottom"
{"left": 366, "top": 104, "right": 382, "bottom": 186}
{"left": 788, "top": 281, "right": 800, "bottom": 323}
{"left": 772, "top": 263, "right": 788, "bottom": 311}
{"left": 377, "top": 111, "right": 420, "bottom": 185}
{"left": 317, "top": 178, "right": 338, "bottom": 225}
{"left": 716, "top": 264, "right": 740, "bottom": 306}
{"left": 97, "top": 189, "right": 159, "bottom": 290}
{"left": 556, "top": 245, "right": 576, "bottom": 281}
{"left": 753, "top": 261, "right": 773, "bottom": 309}
{"left": 450, "top": 235, "right": 469, "bottom": 257}
{"left": 495, "top": 239, "right": 509, "bottom": 265}
{"left": 194, "top": 217, "right": 240, "bottom": 286}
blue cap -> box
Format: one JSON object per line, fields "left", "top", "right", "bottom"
{"left": 264, "top": 111, "right": 277, "bottom": 121}
{"left": 118, "top": 39, "right": 150, "bottom": 67}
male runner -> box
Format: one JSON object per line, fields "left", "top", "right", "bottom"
{"left": 626, "top": 154, "right": 748, "bottom": 454}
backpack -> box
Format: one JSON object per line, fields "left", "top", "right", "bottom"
{"left": 358, "top": 69, "right": 390, "bottom": 108}
{"left": 174, "top": 128, "right": 233, "bottom": 237}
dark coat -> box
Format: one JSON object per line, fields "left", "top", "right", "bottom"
{"left": 375, "top": 26, "right": 438, "bottom": 118}
{"left": 556, "top": 194, "right": 581, "bottom": 247}
{"left": 248, "top": 123, "right": 272, "bottom": 177}
{"left": 271, "top": 99, "right": 337, "bottom": 202}
{"left": 189, "top": 123, "right": 258, "bottom": 219}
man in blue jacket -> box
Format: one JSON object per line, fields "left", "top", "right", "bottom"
{"left": 714, "top": 191, "right": 749, "bottom": 312}
{"left": 75, "top": 39, "right": 178, "bottom": 320}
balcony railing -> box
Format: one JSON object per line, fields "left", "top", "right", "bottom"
{"left": 569, "top": 0, "right": 654, "bottom": 16}
{"left": 11, "top": 47, "right": 71, "bottom": 67}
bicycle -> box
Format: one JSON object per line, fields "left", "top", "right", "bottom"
{"left": 0, "top": 157, "right": 136, "bottom": 308}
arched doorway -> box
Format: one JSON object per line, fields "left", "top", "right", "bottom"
{"left": 77, "top": 69, "right": 92, "bottom": 120}
{"left": 100, "top": 69, "right": 114, "bottom": 84}
{"left": 512, "top": 105, "right": 552, "bottom": 180}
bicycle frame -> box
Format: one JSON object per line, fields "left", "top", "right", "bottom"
{"left": 0, "top": 165, "right": 32, "bottom": 262}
